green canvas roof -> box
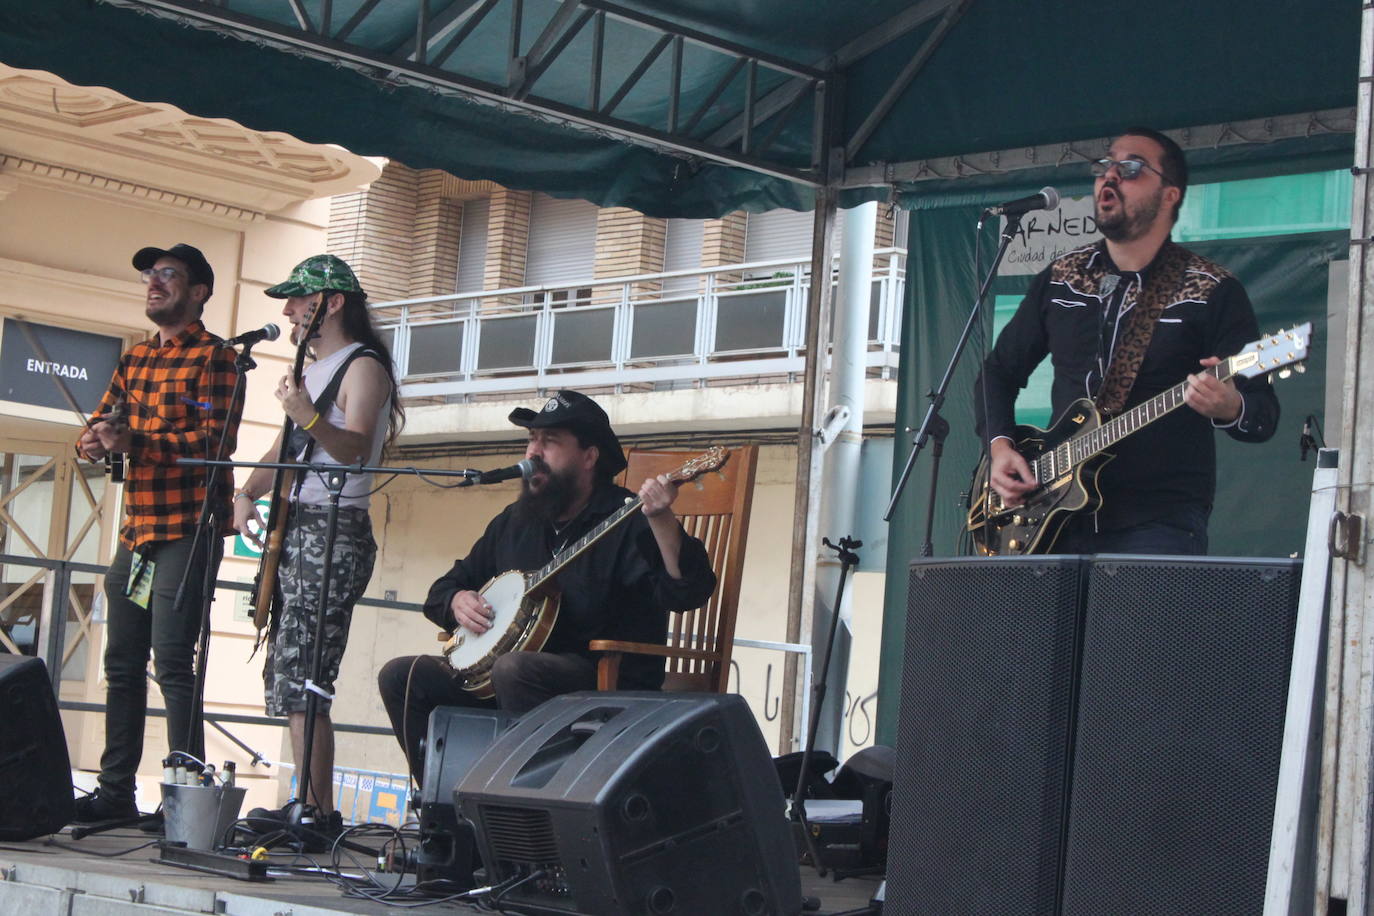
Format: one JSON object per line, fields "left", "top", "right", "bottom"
{"left": 0, "top": 0, "right": 1358, "bottom": 216}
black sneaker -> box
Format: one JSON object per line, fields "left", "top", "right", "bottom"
{"left": 245, "top": 804, "right": 289, "bottom": 824}
{"left": 245, "top": 801, "right": 306, "bottom": 825}
{"left": 71, "top": 789, "right": 139, "bottom": 825}
{"left": 299, "top": 810, "right": 344, "bottom": 854}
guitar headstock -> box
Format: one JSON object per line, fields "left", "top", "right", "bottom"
{"left": 1230, "top": 322, "right": 1312, "bottom": 380}
{"left": 291, "top": 293, "right": 332, "bottom": 376}
{"left": 665, "top": 446, "right": 730, "bottom": 485}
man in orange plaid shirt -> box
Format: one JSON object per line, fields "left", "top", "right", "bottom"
{"left": 72, "top": 243, "right": 243, "bottom": 825}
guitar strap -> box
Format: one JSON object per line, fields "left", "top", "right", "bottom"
{"left": 1094, "top": 241, "right": 1190, "bottom": 415}
{"left": 286, "top": 346, "right": 383, "bottom": 470}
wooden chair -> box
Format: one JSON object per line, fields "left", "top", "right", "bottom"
{"left": 590, "top": 444, "right": 758, "bottom": 692}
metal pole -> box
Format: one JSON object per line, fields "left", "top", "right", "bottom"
{"left": 810, "top": 199, "right": 876, "bottom": 754}
{"left": 1317, "top": 4, "right": 1373, "bottom": 911}
{"left": 780, "top": 185, "right": 838, "bottom": 752}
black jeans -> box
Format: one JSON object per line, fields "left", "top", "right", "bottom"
{"left": 377, "top": 652, "right": 597, "bottom": 784}
{"left": 99, "top": 535, "right": 222, "bottom": 802}
{"left": 1053, "top": 505, "right": 1210, "bottom": 556}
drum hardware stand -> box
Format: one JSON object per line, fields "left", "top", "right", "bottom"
{"left": 181, "top": 456, "right": 510, "bottom": 847}
{"left": 789, "top": 535, "right": 861, "bottom": 878}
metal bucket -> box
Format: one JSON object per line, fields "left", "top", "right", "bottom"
{"left": 160, "top": 782, "right": 247, "bottom": 850}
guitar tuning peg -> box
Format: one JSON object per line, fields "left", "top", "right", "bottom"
{"left": 1278, "top": 369, "right": 1291, "bottom": 379}
{"left": 1295, "top": 363, "right": 1306, "bottom": 374}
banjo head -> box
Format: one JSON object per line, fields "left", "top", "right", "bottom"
{"left": 443, "top": 570, "right": 528, "bottom": 674}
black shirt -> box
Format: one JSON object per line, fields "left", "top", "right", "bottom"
{"left": 422, "top": 483, "right": 717, "bottom": 689}
{"left": 976, "top": 241, "right": 1280, "bottom": 531}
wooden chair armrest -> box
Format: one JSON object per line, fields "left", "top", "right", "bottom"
{"left": 590, "top": 640, "right": 721, "bottom": 690}
{"left": 587, "top": 640, "right": 716, "bottom": 662}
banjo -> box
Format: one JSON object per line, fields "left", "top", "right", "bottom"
{"left": 441, "top": 446, "right": 728, "bottom": 699}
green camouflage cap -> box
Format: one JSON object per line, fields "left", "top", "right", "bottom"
{"left": 264, "top": 254, "right": 363, "bottom": 299}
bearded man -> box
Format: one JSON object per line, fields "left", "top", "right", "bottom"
{"left": 974, "top": 127, "right": 1280, "bottom": 554}
{"left": 73, "top": 243, "right": 242, "bottom": 823}
{"left": 377, "top": 390, "right": 716, "bottom": 782}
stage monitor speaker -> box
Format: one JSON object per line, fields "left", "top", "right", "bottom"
{"left": 886, "top": 555, "right": 1088, "bottom": 916}
{"left": 457, "top": 691, "right": 801, "bottom": 916}
{"left": 416, "top": 707, "right": 515, "bottom": 887}
{"left": 0, "top": 655, "right": 73, "bottom": 840}
{"left": 1060, "top": 555, "right": 1301, "bottom": 916}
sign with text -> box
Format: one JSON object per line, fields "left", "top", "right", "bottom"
{"left": 232, "top": 498, "right": 272, "bottom": 558}
{"left": 1001, "top": 194, "right": 1102, "bottom": 276}
{"left": 0, "top": 318, "right": 123, "bottom": 418}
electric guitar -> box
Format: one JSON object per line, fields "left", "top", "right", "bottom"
{"left": 250, "top": 299, "right": 328, "bottom": 637}
{"left": 440, "top": 446, "right": 729, "bottom": 699}
{"left": 967, "top": 323, "right": 1312, "bottom": 556}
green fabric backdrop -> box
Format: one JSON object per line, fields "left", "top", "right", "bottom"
{"left": 875, "top": 215, "right": 1346, "bottom": 746}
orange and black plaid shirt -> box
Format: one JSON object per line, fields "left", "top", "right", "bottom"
{"left": 82, "top": 321, "right": 243, "bottom": 551}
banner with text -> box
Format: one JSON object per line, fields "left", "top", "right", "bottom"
{"left": 1001, "top": 194, "right": 1102, "bottom": 276}
{"left": 0, "top": 318, "right": 123, "bottom": 419}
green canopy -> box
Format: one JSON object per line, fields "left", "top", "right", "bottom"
{"left": 0, "top": 0, "right": 1358, "bottom": 216}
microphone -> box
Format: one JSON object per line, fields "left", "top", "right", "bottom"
{"left": 985, "top": 186, "right": 1061, "bottom": 217}
{"left": 478, "top": 458, "right": 535, "bottom": 484}
{"left": 220, "top": 323, "right": 281, "bottom": 348}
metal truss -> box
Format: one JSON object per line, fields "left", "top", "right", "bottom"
{"left": 100, "top": 0, "right": 965, "bottom": 189}
{"left": 841, "top": 109, "right": 1361, "bottom": 191}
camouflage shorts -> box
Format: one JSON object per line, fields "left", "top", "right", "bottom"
{"left": 264, "top": 505, "right": 376, "bottom": 717}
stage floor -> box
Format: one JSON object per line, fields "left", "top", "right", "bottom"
{"left": 0, "top": 825, "right": 883, "bottom": 915}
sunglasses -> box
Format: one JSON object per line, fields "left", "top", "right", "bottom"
{"left": 1091, "top": 157, "right": 1167, "bottom": 182}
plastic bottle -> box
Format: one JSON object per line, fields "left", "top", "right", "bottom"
{"left": 222, "top": 761, "right": 236, "bottom": 789}
{"left": 162, "top": 756, "right": 175, "bottom": 785}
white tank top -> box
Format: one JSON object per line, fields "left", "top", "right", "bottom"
{"left": 291, "top": 342, "right": 392, "bottom": 509}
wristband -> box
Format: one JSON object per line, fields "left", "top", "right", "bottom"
{"left": 301, "top": 412, "right": 321, "bottom": 431}
{"left": 233, "top": 490, "right": 255, "bottom": 503}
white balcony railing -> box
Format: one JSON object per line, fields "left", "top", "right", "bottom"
{"left": 370, "top": 248, "right": 905, "bottom": 401}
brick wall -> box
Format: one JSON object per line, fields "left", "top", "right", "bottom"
{"left": 594, "top": 207, "right": 667, "bottom": 299}
{"left": 326, "top": 161, "right": 417, "bottom": 302}
{"left": 483, "top": 188, "right": 531, "bottom": 293}
{"left": 412, "top": 170, "right": 461, "bottom": 298}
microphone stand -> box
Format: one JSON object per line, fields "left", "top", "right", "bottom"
{"left": 178, "top": 342, "right": 257, "bottom": 760}
{"left": 883, "top": 211, "right": 1025, "bottom": 556}
{"left": 177, "top": 456, "right": 498, "bottom": 848}
{"left": 790, "top": 535, "right": 861, "bottom": 878}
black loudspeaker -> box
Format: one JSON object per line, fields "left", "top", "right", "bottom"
{"left": 1060, "top": 556, "right": 1301, "bottom": 916}
{"left": 416, "top": 707, "right": 515, "bottom": 887}
{"left": 886, "top": 556, "right": 1088, "bottom": 916}
{"left": 457, "top": 691, "right": 801, "bottom": 916}
{"left": 0, "top": 655, "right": 74, "bottom": 839}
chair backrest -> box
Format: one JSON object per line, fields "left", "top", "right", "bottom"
{"left": 617, "top": 444, "right": 758, "bottom": 692}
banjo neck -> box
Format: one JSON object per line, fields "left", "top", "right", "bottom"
{"left": 529, "top": 495, "right": 642, "bottom": 592}
{"left": 523, "top": 447, "right": 728, "bottom": 594}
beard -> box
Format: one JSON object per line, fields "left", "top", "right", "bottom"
{"left": 145, "top": 288, "right": 196, "bottom": 328}
{"left": 1096, "top": 181, "right": 1165, "bottom": 243}
{"left": 514, "top": 458, "right": 578, "bottom": 524}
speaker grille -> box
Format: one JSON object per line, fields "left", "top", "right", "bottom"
{"left": 1060, "top": 557, "right": 1301, "bottom": 915}
{"left": 887, "top": 556, "right": 1087, "bottom": 916}
{"left": 481, "top": 805, "right": 560, "bottom": 862}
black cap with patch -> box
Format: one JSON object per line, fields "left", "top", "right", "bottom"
{"left": 132, "top": 243, "right": 215, "bottom": 293}
{"left": 509, "top": 390, "right": 627, "bottom": 477}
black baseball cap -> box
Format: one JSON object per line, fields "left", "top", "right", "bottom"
{"left": 509, "top": 390, "right": 627, "bottom": 477}
{"left": 132, "top": 243, "right": 214, "bottom": 293}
